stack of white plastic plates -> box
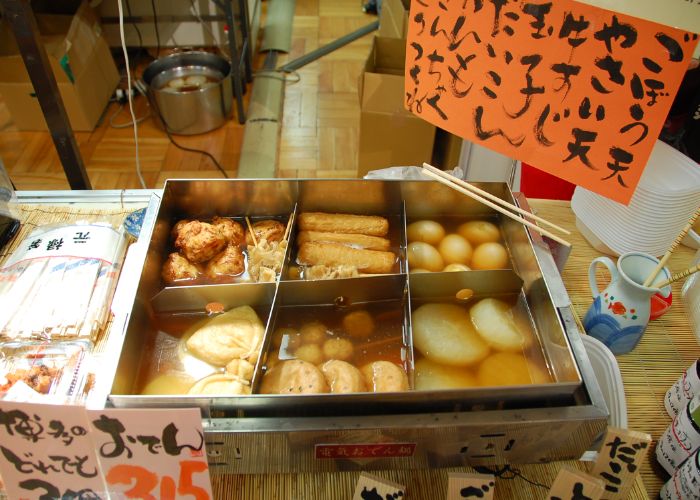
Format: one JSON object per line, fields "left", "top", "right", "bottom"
{"left": 572, "top": 140, "right": 700, "bottom": 257}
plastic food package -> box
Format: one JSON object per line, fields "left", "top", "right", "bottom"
{"left": 0, "top": 341, "right": 92, "bottom": 402}
{"left": 0, "top": 222, "right": 127, "bottom": 342}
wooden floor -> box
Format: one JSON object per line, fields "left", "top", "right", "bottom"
{"left": 0, "top": 0, "right": 373, "bottom": 190}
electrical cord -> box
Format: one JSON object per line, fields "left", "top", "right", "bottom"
{"left": 124, "top": 0, "right": 143, "bottom": 61}
{"left": 150, "top": 0, "right": 161, "bottom": 57}
{"left": 146, "top": 92, "right": 229, "bottom": 178}
{"left": 117, "top": 0, "right": 147, "bottom": 189}
{"left": 108, "top": 104, "right": 150, "bottom": 129}
{"left": 253, "top": 69, "right": 301, "bottom": 85}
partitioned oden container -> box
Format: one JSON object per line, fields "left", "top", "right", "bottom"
{"left": 103, "top": 179, "right": 608, "bottom": 473}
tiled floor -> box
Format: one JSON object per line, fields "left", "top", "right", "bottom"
{"left": 0, "top": 0, "right": 374, "bottom": 190}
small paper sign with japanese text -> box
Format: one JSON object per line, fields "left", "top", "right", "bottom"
{"left": 87, "top": 407, "right": 212, "bottom": 500}
{"left": 0, "top": 401, "right": 106, "bottom": 499}
{"left": 405, "top": 0, "right": 698, "bottom": 204}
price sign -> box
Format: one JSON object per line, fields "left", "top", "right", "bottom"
{"left": 0, "top": 401, "right": 106, "bottom": 499}
{"left": 87, "top": 407, "right": 212, "bottom": 500}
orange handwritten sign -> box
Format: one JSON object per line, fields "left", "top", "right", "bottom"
{"left": 405, "top": 0, "right": 698, "bottom": 204}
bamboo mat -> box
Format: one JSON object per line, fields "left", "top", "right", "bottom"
{"left": 532, "top": 199, "right": 697, "bottom": 498}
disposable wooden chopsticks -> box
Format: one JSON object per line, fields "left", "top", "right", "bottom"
{"left": 245, "top": 216, "right": 258, "bottom": 248}
{"left": 655, "top": 262, "right": 700, "bottom": 289}
{"left": 422, "top": 163, "right": 571, "bottom": 236}
{"left": 643, "top": 205, "right": 700, "bottom": 287}
{"left": 420, "top": 165, "right": 571, "bottom": 248}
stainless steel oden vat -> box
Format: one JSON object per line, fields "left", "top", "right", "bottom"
{"left": 102, "top": 179, "right": 609, "bottom": 473}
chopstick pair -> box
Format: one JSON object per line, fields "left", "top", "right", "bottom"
{"left": 421, "top": 163, "right": 572, "bottom": 248}
{"left": 643, "top": 206, "right": 700, "bottom": 287}
{"left": 655, "top": 262, "right": 700, "bottom": 289}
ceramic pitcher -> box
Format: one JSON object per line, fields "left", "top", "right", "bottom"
{"left": 583, "top": 252, "right": 671, "bottom": 355}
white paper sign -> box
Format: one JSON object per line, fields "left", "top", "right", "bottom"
{"left": 2, "top": 224, "right": 123, "bottom": 270}
{"left": 87, "top": 407, "right": 212, "bottom": 500}
{"left": 0, "top": 401, "right": 106, "bottom": 499}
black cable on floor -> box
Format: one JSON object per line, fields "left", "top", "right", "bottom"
{"left": 147, "top": 94, "right": 229, "bottom": 178}
{"left": 150, "top": 0, "right": 161, "bottom": 57}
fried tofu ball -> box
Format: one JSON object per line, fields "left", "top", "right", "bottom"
{"left": 171, "top": 219, "right": 192, "bottom": 241}
{"left": 294, "top": 344, "right": 324, "bottom": 365}
{"left": 342, "top": 310, "right": 375, "bottom": 339}
{"left": 246, "top": 219, "right": 285, "bottom": 246}
{"left": 161, "top": 252, "right": 200, "bottom": 283}
{"left": 175, "top": 220, "right": 227, "bottom": 263}
{"left": 212, "top": 216, "right": 245, "bottom": 245}
{"left": 205, "top": 244, "right": 245, "bottom": 278}
{"left": 299, "top": 321, "right": 328, "bottom": 344}
{"left": 322, "top": 337, "right": 354, "bottom": 361}
{"left": 320, "top": 360, "right": 366, "bottom": 393}
{"left": 361, "top": 361, "right": 409, "bottom": 392}
{"left": 260, "top": 359, "right": 328, "bottom": 394}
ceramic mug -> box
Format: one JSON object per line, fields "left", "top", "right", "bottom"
{"left": 583, "top": 252, "right": 671, "bottom": 355}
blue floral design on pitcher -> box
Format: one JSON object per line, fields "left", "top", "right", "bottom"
{"left": 583, "top": 296, "right": 645, "bottom": 355}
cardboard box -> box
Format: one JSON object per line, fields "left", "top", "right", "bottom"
{"left": 358, "top": 36, "right": 436, "bottom": 177}
{"left": 0, "top": 1, "right": 119, "bottom": 131}
{"left": 378, "top": 0, "right": 411, "bottom": 39}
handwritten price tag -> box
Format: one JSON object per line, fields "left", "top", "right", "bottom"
{"left": 0, "top": 401, "right": 106, "bottom": 499}
{"left": 88, "top": 407, "right": 212, "bottom": 500}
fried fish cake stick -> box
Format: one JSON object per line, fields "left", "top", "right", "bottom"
{"left": 298, "top": 242, "right": 395, "bottom": 274}
{"left": 298, "top": 212, "right": 389, "bottom": 236}
{"left": 296, "top": 231, "right": 391, "bottom": 251}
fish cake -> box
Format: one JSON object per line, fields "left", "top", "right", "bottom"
{"left": 299, "top": 212, "right": 389, "bottom": 236}
{"left": 320, "top": 360, "right": 366, "bottom": 393}
{"left": 298, "top": 242, "right": 395, "bottom": 274}
{"left": 296, "top": 231, "right": 391, "bottom": 251}
{"left": 361, "top": 361, "right": 409, "bottom": 392}
{"left": 260, "top": 359, "right": 328, "bottom": 394}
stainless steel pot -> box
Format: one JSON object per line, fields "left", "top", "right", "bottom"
{"left": 142, "top": 51, "right": 232, "bottom": 135}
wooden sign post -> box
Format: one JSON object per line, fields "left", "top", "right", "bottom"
{"left": 446, "top": 472, "right": 496, "bottom": 500}
{"left": 591, "top": 427, "right": 652, "bottom": 499}
{"left": 547, "top": 466, "right": 605, "bottom": 500}
{"left": 353, "top": 471, "right": 406, "bottom": 500}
